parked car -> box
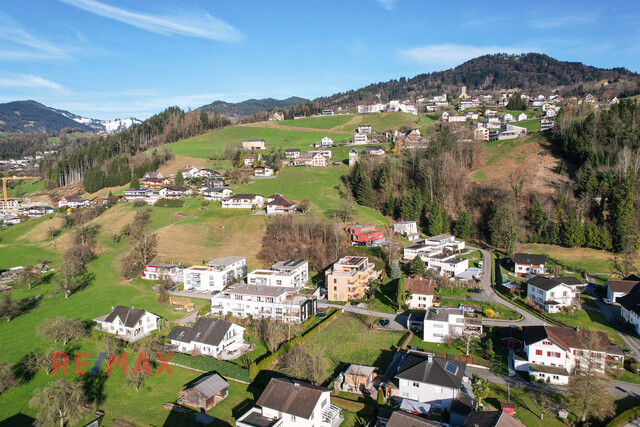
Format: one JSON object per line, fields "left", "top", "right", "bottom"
{"left": 350, "top": 301, "right": 359, "bottom": 306}
{"left": 187, "top": 287, "right": 195, "bottom": 291}
{"left": 603, "top": 297, "right": 613, "bottom": 305}
{"left": 469, "top": 288, "right": 482, "bottom": 293}
{"left": 380, "top": 319, "right": 390, "bottom": 327}
{"left": 201, "top": 289, "right": 210, "bottom": 294}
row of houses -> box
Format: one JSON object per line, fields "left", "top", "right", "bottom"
{"left": 220, "top": 193, "right": 296, "bottom": 214}
{"left": 357, "top": 100, "right": 418, "bottom": 115}
{"left": 124, "top": 185, "right": 190, "bottom": 204}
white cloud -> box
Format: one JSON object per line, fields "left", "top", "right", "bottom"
{"left": 399, "top": 44, "right": 534, "bottom": 69}
{"left": 0, "top": 74, "right": 67, "bottom": 92}
{"left": 0, "top": 13, "right": 71, "bottom": 60}
{"left": 375, "top": 0, "right": 397, "bottom": 10}
{"left": 530, "top": 15, "right": 595, "bottom": 29}
{"left": 60, "top": 0, "right": 243, "bottom": 42}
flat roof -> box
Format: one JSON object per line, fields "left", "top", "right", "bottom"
{"left": 208, "top": 256, "right": 245, "bottom": 267}
{"left": 223, "top": 284, "right": 297, "bottom": 297}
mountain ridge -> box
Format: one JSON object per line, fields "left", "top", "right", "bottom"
{"left": 199, "top": 96, "right": 309, "bottom": 117}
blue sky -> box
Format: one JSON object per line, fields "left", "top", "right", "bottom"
{"left": 1, "top": 0, "right": 638, "bottom": 119}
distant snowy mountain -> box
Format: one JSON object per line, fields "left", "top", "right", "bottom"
{"left": 55, "top": 108, "right": 141, "bottom": 133}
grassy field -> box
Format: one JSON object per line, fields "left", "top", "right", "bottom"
{"left": 267, "top": 112, "right": 434, "bottom": 134}
{"left": 548, "top": 309, "right": 625, "bottom": 346}
{"left": 7, "top": 179, "right": 45, "bottom": 198}
{"left": 439, "top": 298, "right": 521, "bottom": 320}
{"left": 517, "top": 243, "right": 615, "bottom": 274}
{"left": 152, "top": 126, "right": 349, "bottom": 159}
{"left": 516, "top": 118, "right": 542, "bottom": 133}
{"left": 269, "top": 114, "right": 356, "bottom": 130}
{"left": 48, "top": 131, "right": 94, "bottom": 144}
{"left": 300, "top": 312, "right": 405, "bottom": 383}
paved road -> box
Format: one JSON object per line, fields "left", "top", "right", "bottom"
{"left": 468, "top": 366, "right": 640, "bottom": 399}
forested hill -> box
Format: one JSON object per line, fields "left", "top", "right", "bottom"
{"left": 0, "top": 100, "right": 92, "bottom": 133}
{"left": 314, "top": 53, "right": 640, "bottom": 107}
{"left": 200, "top": 96, "right": 309, "bottom": 117}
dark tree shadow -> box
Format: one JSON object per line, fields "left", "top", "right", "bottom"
{"left": 0, "top": 413, "right": 36, "bottom": 426}
{"left": 13, "top": 353, "right": 37, "bottom": 384}
{"left": 74, "top": 272, "right": 96, "bottom": 294}
{"left": 81, "top": 369, "right": 108, "bottom": 406}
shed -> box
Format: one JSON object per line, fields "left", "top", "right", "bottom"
{"left": 180, "top": 373, "right": 229, "bottom": 410}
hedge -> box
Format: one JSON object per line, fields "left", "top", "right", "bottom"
{"left": 608, "top": 405, "right": 640, "bottom": 427}
{"left": 249, "top": 309, "right": 342, "bottom": 378}
{"left": 170, "top": 353, "right": 251, "bottom": 382}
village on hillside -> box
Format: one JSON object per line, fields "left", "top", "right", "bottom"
{"left": 1, "top": 87, "right": 639, "bottom": 427}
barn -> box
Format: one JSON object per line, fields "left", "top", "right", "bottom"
{"left": 180, "top": 373, "right": 229, "bottom": 410}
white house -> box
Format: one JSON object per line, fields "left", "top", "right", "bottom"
{"left": 352, "top": 134, "right": 369, "bottom": 145}
{"left": 391, "top": 350, "right": 473, "bottom": 420}
{"left": 619, "top": 285, "right": 640, "bottom": 334}
{"left": 167, "top": 318, "right": 245, "bottom": 358}
{"left": 526, "top": 275, "right": 575, "bottom": 313}
{"left": 403, "top": 236, "right": 468, "bottom": 277}
{"left": 244, "top": 153, "right": 263, "bottom": 166}
{"left": 519, "top": 325, "right": 624, "bottom": 385}
{"left": 394, "top": 220, "right": 418, "bottom": 236}
{"left": 423, "top": 306, "right": 482, "bottom": 343}
{"left": 607, "top": 279, "right": 640, "bottom": 302}
{"left": 203, "top": 187, "right": 232, "bottom": 201}
{"left": 93, "top": 305, "right": 160, "bottom": 338}
{"left": 321, "top": 136, "right": 334, "bottom": 147}
{"left": 285, "top": 148, "right": 301, "bottom": 158}
{"left": 517, "top": 113, "right": 528, "bottom": 121}
{"left": 502, "top": 113, "right": 515, "bottom": 122}
{"left": 348, "top": 149, "right": 359, "bottom": 166}
{"left": 210, "top": 283, "right": 317, "bottom": 324}
{"left": 405, "top": 276, "right": 435, "bottom": 310}
{"left": 158, "top": 185, "right": 189, "bottom": 199}
{"left": 180, "top": 166, "right": 199, "bottom": 179}
{"left": 236, "top": 378, "right": 341, "bottom": 427}
{"left": 183, "top": 256, "right": 247, "bottom": 292}
{"left": 124, "top": 188, "right": 159, "bottom": 205}
{"left": 142, "top": 263, "right": 185, "bottom": 283}
{"left": 242, "top": 139, "right": 266, "bottom": 150}
{"left": 254, "top": 166, "right": 274, "bottom": 177}
{"left": 512, "top": 253, "right": 546, "bottom": 277}
{"left": 247, "top": 259, "right": 309, "bottom": 287}
{"left": 357, "top": 124, "right": 372, "bottom": 134}
{"left": 364, "top": 146, "right": 385, "bottom": 155}
{"left": 221, "top": 194, "right": 264, "bottom": 209}
{"left": 58, "top": 196, "right": 90, "bottom": 209}
{"left": 193, "top": 168, "right": 216, "bottom": 178}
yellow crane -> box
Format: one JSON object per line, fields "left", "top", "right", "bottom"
{"left": 2, "top": 176, "right": 40, "bottom": 213}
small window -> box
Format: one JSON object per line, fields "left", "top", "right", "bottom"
{"left": 412, "top": 382, "right": 419, "bottom": 388}
{"left": 290, "top": 415, "right": 296, "bottom": 421}
{"left": 444, "top": 362, "right": 459, "bottom": 376}
{"left": 535, "top": 350, "right": 542, "bottom": 356}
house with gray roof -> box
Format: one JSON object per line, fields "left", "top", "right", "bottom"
{"left": 167, "top": 317, "right": 245, "bottom": 358}
{"left": 526, "top": 275, "right": 577, "bottom": 313}
{"left": 236, "top": 378, "right": 342, "bottom": 427}
{"left": 94, "top": 305, "right": 160, "bottom": 339}
{"left": 387, "top": 350, "right": 473, "bottom": 424}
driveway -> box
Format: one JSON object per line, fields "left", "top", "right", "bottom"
{"left": 153, "top": 284, "right": 212, "bottom": 301}
{"left": 318, "top": 301, "right": 408, "bottom": 330}
{"left": 466, "top": 246, "right": 543, "bottom": 326}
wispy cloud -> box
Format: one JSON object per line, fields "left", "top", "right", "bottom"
{"left": 0, "top": 13, "right": 71, "bottom": 60}
{"left": 0, "top": 74, "right": 68, "bottom": 92}
{"left": 60, "top": 0, "right": 243, "bottom": 42}
{"left": 530, "top": 14, "right": 595, "bottom": 29}
{"left": 399, "top": 43, "right": 534, "bottom": 69}
{"left": 375, "top": 0, "right": 397, "bottom": 10}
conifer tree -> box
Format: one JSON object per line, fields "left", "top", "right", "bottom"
{"left": 454, "top": 209, "right": 472, "bottom": 239}
{"left": 397, "top": 274, "right": 406, "bottom": 309}
{"left": 428, "top": 199, "right": 444, "bottom": 236}
{"left": 410, "top": 257, "right": 426, "bottom": 276}
{"left": 390, "top": 260, "right": 402, "bottom": 279}
{"left": 349, "top": 162, "right": 373, "bottom": 207}
{"left": 175, "top": 170, "right": 184, "bottom": 186}
{"left": 609, "top": 170, "right": 637, "bottom": 252}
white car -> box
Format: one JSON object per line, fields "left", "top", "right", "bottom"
{"left": 603, "top": 298, "right": 613, "bottom": 305}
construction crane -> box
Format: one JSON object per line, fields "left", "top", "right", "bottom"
{"left": 2, "top": 176, "right": 40, "bottom": 213}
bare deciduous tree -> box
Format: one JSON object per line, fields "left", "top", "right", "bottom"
{"left": 30, "top": 379, "right": 87, "bottom": 427}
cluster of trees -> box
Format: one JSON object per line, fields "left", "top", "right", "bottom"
{"left": 129, "top": 152, "right": 172, "bottom": 189}
{"left": 257, "top": 216, "right": 349, "bottom": 271}
{"left": 506, "top": 92, "right": 527, "bottom": 111}
{"left": 120, "top": 209, "right": 159, "bottom": 279}
{"left": 83, "top": 156, "right": 131, "bottom": 193}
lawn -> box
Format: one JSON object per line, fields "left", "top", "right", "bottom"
{"left": 368, "top": 278, "right": 399, "bottom": 314}
{"left": 515, "top": 118, "right": 542, "bottom": 133}
{"left": 439, "top": 298, "right": 521, "bottom": 320}
{"left": 48, "top": 131, "right": 94, "bottom": 144}
{"left": 300, "top": 312, "right": 405, "bottom": 384}
{"left": 331, "top": 111, "right": 433, "bottom": 133}
{"left": 269, "top": 114, "right": 356, "bottom": 130}
{"left": 517, "top": 243, "right": 615, "bottom": 274}
{"left": 485, "top": 383, "right": 567, "bottom": 426}
{"left": 6, "top": 179, "right": 44, "bottom": 197}
{"left": 152, "top": 126, "right": 349, "bottom": 159}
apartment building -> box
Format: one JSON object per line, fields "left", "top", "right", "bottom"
{"left": 210, "top": 283, "right": 317, "bottom": 324}
{"left": 142, "top": 263, "right": 185, "bottom": 283}
{"left": 247, "top": 259, "right": 309, "bottom": 288}
{"left": 423, "top": 306, "right": 482, "bottom": 343}
{"left": 183, "top": 256, "right": 247, "bottom": 292}
{"left": 325, "top": 256, "right": 379, "bottom": 301}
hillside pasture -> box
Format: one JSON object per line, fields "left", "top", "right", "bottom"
{"left": 516, "top": 242, "right": 617, "bottom": 274}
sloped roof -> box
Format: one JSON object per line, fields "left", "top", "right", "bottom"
{"left": 256, "top": 378, "right": 329, "bottom": 419}
{"left": 387, "top": 411, "right": 440, "bottom": 427}
{"left": 187, "top": 373, "right": 229, "bottom": 399}
{"left": 618, "top": 284, "right": 640, "bottom": 316}
{"left": 463, "top": 411, "right": 526, "bottom": 427}
{"left": 166, "top": 318, "right": 237, "bottom": 347}
{"left": 266, "top": 194, "right": 295, "bottom": 207}
{"left": 101, "top": 305, "right": 151, "bottom": 328}
{"left": 396, "top": 353, "right": 466, "bottom": 390}
{"left": 607, "top": 280, "right": 640, "bottom": 293}
{"left": 404, "top": 276, "right": 436, "bottom": 296}
{"left": 512, "top": 253, "right": 546, "bottom": 265}
{"left": 521, "top": 325, "right": 612, "bottom": 353}
{"left": 525, "top": 275, "right": 568, "bottom": 291}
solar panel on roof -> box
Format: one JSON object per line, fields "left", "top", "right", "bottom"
{"left": 445, "top": 362, "right": 458, "bottom": 376}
